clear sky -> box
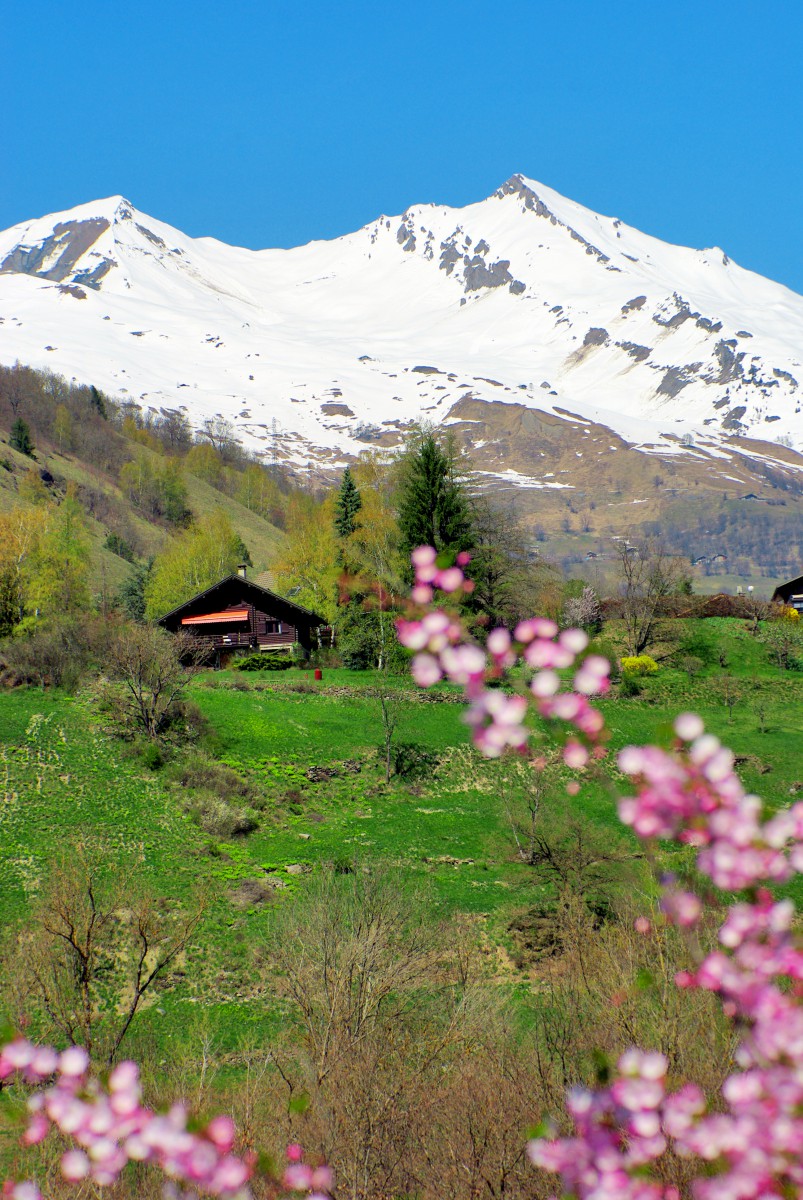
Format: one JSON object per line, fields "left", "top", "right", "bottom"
{"left": 4, "top": 1, "right": 803, "bottom": 293}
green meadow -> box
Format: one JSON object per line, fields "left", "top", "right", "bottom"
{"left": 1, "top": 617, "right": 802, "bottom": 1056}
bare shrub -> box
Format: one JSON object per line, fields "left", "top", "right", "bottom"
{"left": 1, "top": 841, "right": 206, "bottom": 1065}
{"left": 0, "top": 615, "right": 104, "bottom": 690}
{"left": 105, "top": 624, "right": 207, "bottom": 738}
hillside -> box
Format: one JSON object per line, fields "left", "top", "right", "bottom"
{"left": 0, "top": 369, "right": 286, "bottom": 600}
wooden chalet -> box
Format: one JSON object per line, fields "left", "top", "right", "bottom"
{"left": 157, "top": 566, "right": 326, "bottom": 658}
{"left": 772, "top": 574, "right": 803, "bottom": 613}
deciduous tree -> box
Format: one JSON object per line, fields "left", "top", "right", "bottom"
{"left": 27, "top": 490, "right": 91, "bottom": 616}
{"left": 615, "top": 539, "right": 689, "bottom": 657}
{"left": 144, "top": 511, "right": 246, "bottom": 618}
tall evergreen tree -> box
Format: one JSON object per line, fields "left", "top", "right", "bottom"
{"left": 10, "top": 417, "right": 34, "bottom": 457}
{"left": 89, "top": 385, "right": 107, "bottom": 419}
{"left": 397, "top": 434, "right": 474, "bottom": 570}
{"left": 334, "top": 467, "right": 362, "bottom": 538}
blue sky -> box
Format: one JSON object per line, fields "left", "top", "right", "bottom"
{"left": 5, "top": 1, "right": 803, "bottom": 292}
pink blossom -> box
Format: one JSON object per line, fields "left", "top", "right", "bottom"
{"left": 411, "top": 653, "right": 442, "bottom": 687}
{"left": 398, "top": 550, "right": 803, "bottom": 1200}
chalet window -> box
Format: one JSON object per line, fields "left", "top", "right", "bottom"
{"left": 265, "top": 621, "right": 283, "bottom": 634}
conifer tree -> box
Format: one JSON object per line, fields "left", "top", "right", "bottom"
{"left": 10, "top": 417, "right": 34, "bottom": 457}
{"left": 334, "top": 467, "right": 362, "bottom": 539}
{"left": 397, "top": 433, "right": 474, "bottom": 568}
{"left": 89, "top": 385, "right": 107, "bottom": 419}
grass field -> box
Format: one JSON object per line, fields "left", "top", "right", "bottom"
{"left": 1, "top": 617, "right": 802, "bottom": 1056}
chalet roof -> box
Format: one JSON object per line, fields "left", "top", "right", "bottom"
{"left": 156, "top": 574, "right": 325, "bottom": 626}
{"left": 772, "top": 573, "right": 803, "bottom": 603}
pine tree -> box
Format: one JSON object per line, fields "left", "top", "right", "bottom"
{"left": 89, "top": 386, "right": 107, "bottom": 419}
{"left": 334, "top": 467, "right": 362, "bottom": 538}
{"left": 397, "top": 434, "right": 474, "bottom": 569}
{"left": 118, "top": 562, "right": 150, "bottom": 622}
{"left": 10, "top": 417, "right": 34, "bottom": 457}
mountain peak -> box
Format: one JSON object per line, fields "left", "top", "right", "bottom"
{"left": 0, "top": 179, "right": 801, "bottom": 465}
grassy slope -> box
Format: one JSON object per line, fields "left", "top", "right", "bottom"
{"left": 1, "top": 619, "right": 801, "bottom": 1050}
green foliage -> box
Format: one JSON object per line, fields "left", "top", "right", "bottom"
{"left": 145, "top": 511, "right": 247, "bottom": 619}
{"left": 53, "top": 404, "right": 73, "bottom": 452}
{"left": 104, "top": 532, "right": 136, "bottom": 562}
{"left": 235, "top": 652, "right": 292, "bottom": 672}
{"left": 117, "top": 562, "right": 150, "bottom": 622}
{"left": 621, "top": 654, "right": 659, "bottom": 677}
{"left": 619, "top": 672, "right": 643, "bottom": 697}
{"left": 120, "top": 452, "right": 191, "bottom": 526}
{"left": 89, "top": 385, "right": 107, "bottom": 419}
{"left": 9, "top": 417, "right": 34, "bottom": 457}
{"left": 233, "top": 534, "right": 252, "bottom": 567}
{"left": 397, "top": 432, "right": 474, "bottom": 574}
{"left": 269, "top": 493, "right": 340, "bottom": 621}
{"left": 27, "top": 492, "right": 91, "bottom": 616}
{"left": 0, "top": 570, "right": 21, "bottom": 637}
{"left": 334, "top": 466, "right": 362, "bottom": 539}
{"left": 338, "top": 603, "right": 407, "bottom": 672}
{"left": 392, "top": 741, "right": 439, "bottom": 780}
{"left": 678, "top": 629, "right": 720, "bottom": 666}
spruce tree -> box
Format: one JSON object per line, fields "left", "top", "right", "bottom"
{"left": 10, "top": 417, "right": 34, "bottom": 457}
{"left": 89, "top": 386, "right": 107, "bottom": 419}
{"left": 334, "top": 467, "right": 362, "bottom": 538}
{"left": 397, "top": 434, "right": 474, "bottom": 568}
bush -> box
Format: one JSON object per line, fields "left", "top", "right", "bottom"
{"left": 0, "top": 616, "right": 102, "bottom": 690}
{"left": 139, "top": 741, "right": 165, "bottom": 771}
{"left": 171, "top": 752, "right": 260, "bottom": 837}
{"left": 235, "top": 651, "right": 292, "bottom": 671}
{"left": 621, "top": 654, "right": 659, "bottom": 677}
{"left": 104, "top": 532, "right": 136, "bottom": 562}
{"left": 619, "top": 672, "right": 643, "bottom": 697}
{"left": 393, "top": 741, "right": 440, "bottom": 780}
{"left": 170, "top": 752, "right": 257, "bottom": 804}
{"left": 185, "top": 793, "right": 259, "bottom": 838}
{"left": 678, "top": 630, "right": 719, "bottom": 666}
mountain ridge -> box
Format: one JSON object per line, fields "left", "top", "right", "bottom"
{"left": 1, "top": 175, "right": 802, "bottom": 492}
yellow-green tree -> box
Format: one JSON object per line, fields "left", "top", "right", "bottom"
{"left": 144, "top": 511, "right": 246, "bottom": 619}
{"left": 27, "top": 490, "right": 91, "bottom": 616}
{"left": 53, "top": 404, "right": 73, "bottom": 452}
{"left": 346, "top": 473, "right": 404, "bottom": 595}
{"left": 120, "top": 451, "right": 189, "bottom": 525}
{"left": 269, "top": 495, "right": 339, "bottom": 621}
{"left": 236, "top": 464, "right": 282, "bottom": 522}
{"left": 18, "top": 468, "right": 50, "bottom": 506}
{"left": 0, "top": 506, "right": 49, "bottom": 632}
{"left": 184, "top": 443, "right": 224, "bottom": 487}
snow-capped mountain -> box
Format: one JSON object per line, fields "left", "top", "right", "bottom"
{"left": 1, "top": 176, "right": 802, "bottom": 487}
